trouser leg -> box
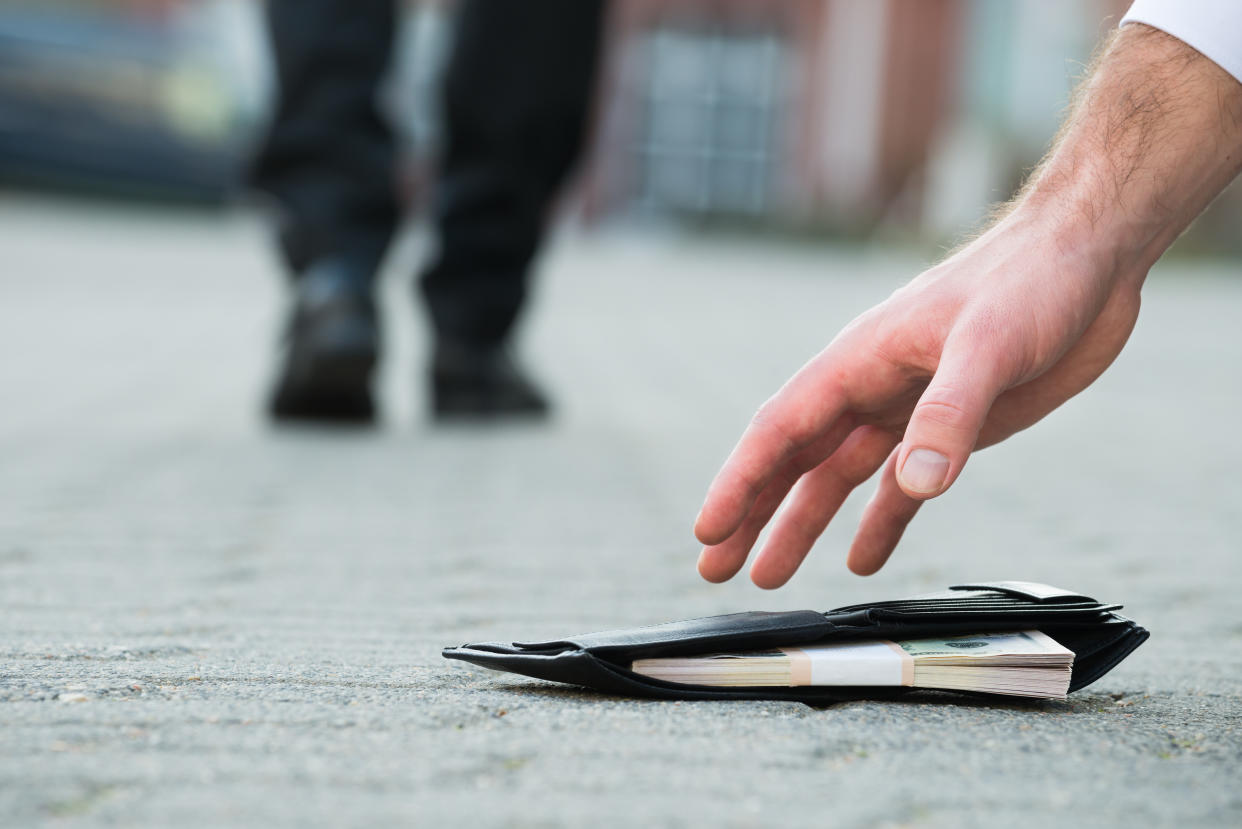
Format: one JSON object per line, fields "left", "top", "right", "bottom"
{"left": 420, "top": 0, "right": 607, "bottom": 346}
{"left": 251, "top": 0, "right": 400, "bottom": 282}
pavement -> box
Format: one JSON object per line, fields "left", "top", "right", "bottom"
{"left": 1, "top": 195, "right": 1240, "bottom": 828}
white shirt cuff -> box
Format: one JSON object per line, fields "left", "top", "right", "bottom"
{"left": 1122, "top": 0, "right": 1242, "bottom": 86}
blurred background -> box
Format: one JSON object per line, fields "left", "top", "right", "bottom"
{"left": 3, "top": 4, "right": 1242, "bottom": 823}
{"left": 2, "top": 0, "right": 1238, "bottom": 249}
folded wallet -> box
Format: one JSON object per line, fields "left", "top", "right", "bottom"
{"left": 442, "top": 581, "right": 1149, "bottom": 702}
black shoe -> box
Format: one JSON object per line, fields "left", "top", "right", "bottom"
{"left": 269, "top": 260, "right": 379, "bottom": 423}
{"left": 431, "top": 339, "right": 550, "bottom": 420}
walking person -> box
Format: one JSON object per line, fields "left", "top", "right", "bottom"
{"left": 253, "top": 0, "right": 607, "bottom": 422}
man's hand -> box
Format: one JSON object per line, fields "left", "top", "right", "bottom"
{"left": 695, "top": 210, "right": 1142, "bottom": 587}
{"left": 695, "top": 23, "right": 1242, "bottom": 587}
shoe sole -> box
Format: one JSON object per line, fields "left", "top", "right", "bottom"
{"left": 270, "top": 349, "right": 377, "bottom": 422}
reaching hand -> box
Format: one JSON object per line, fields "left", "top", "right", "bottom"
{"left": 692, "top": 21, "right": 1242, "bottom": 588}
{"left": 693, "top": 214, "right": 1143, "bottom": 587}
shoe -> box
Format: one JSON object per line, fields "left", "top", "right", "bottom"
{"left": 269, "top": 260, "right": 379, "bottom": 423}
{"left": 431, "top": 339, "right": 550, "bottom": 419}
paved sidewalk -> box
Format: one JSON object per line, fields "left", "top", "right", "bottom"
{"left": 1, "top": 197, "right": 1240, "bottom": 827}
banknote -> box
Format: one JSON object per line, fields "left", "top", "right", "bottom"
{"left": 630, "top": 630, "right": 1074, "bottom": 698}
{"left": 896, "top": 629, "right": 1070, "bottom": 663}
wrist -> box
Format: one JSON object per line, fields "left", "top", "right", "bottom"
{"left": 1002, "top": 23, "right": 1242, "bottom": 287}
{"left": 994, "top": 198, "right": 1140, "bottom": 292}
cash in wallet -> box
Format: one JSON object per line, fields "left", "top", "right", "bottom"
{"left": 443, "top": 582, "right": 1147, "bottom": 703}
{"left": 632, "top": 629, "right": 1074, "bottom": 698}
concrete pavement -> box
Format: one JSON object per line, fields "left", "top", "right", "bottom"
{"left": 1, "top": 196, "right": 1240, "bottom": 827}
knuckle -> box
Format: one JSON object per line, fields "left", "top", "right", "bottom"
{"left": 827, "top": 453, "right": 874, "bottom": 490}
{"left": 750, "top": 400, "right": 808, "bottom": 449}
{"left": 787, "top": 511, "right": 824, "bottom": 546}
{"left": 726, "top": 463, "right": 763, "bottom": 497}
{"left": 840, "top": 426, "right": 895, "bottom": 483}
{"left": 870, "top": 309, "right": 953, "bottom": 374}
{"left": 912, "top": 394, "right": 974, "bottom": 432}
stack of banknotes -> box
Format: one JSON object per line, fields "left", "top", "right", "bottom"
{"left": 630, "top": 630, "right": 1074, "bottom": 699}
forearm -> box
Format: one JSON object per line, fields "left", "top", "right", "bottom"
{"left": 1009, "top": 23, "right": 1242, "bottom": 282}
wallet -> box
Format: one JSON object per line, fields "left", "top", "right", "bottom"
{"left": 443, "top": 581, "right": 1149, "bottom": 702}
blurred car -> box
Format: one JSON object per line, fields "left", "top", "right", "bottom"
{"left": 0, "top": 1, "right": 262, "bottom": 203}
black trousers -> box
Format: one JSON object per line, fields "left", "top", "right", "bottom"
{"left": 252, "top": 0, "right": 606, "bottom": 346}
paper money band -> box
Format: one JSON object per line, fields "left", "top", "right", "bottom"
{"left": 782, "top": 640, "right": 914, "bottom": 687}
{"left": 787, "top": 648, "right": 813, "bottom": 686}
{"left": 884, "top": 640, "right": 915, "bottom": 686}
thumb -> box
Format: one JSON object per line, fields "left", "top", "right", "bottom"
{"left": 896, "top": 346, "right": 1006, "bottom": 499}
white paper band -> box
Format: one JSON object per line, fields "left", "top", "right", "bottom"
{"left": 784, "top": 640, "right": 911, "bottom": 686}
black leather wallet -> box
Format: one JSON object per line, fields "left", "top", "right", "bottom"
{"left": 443, "top": 581, "right": 1148, "bottom": 702}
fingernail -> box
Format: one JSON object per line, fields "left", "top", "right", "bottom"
{"left": 899, "top": 448, "right": 950, "bottom": 494}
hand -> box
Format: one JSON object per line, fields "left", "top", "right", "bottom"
{"left": 693, "top": 20, "right": 1242, "bottom": 588}
{"left": 694, "top": 209, "right": 1143, "bottom": 587}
